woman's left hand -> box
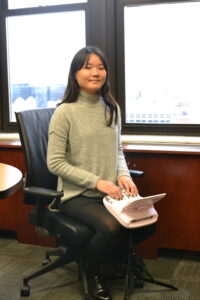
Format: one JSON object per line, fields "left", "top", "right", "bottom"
{"left": 118, "top": 175, "right": 138, "bottom": 196}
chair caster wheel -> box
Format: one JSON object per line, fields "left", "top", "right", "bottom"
{"left": 20, "top": 285, "right": 30, "bottom": 296}
{"left": 43, "top": 258, "right": 51, "bottom": 266}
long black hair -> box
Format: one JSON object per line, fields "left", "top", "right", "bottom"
{"left": 60, "top": 46, "right": 118, "bottom": 126}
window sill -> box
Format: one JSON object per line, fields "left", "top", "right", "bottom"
{"left": 122, "top": 135, "right": 200, "bottom": 147}
{"left": 0, "top": 133, "right": 200, "bottom": 148}
{"left": 0, "top": 133, "right": 19, "bottom": 141}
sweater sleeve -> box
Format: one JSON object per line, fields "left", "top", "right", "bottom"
{"left": 116, "top": 106, "right": 130, "bottom": 178}
{"left": 47, "top": 106, "right": 100, "bottom": 189}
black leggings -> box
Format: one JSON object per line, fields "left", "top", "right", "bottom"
{"left": 59, "top": 196, "right": 156, "bottom": 276}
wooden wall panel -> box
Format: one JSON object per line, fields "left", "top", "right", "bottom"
{"left": 125, "top": 150, "right": 200, "bottom": 257}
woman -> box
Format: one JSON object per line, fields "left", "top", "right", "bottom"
{"left": 47, "top": 46, "right": 154, "bottom": 300}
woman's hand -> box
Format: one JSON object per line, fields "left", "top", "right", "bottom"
{"left": 118, "top": 175, "right": 138, "bottom": 196}
{"left": 96, "top": 179, "right": 122, "bottom": 199}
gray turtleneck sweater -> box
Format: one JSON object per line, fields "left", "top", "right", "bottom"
{"left": 47, "top": 91, "right": 130, "bottom": 202}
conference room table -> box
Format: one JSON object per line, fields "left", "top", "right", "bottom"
{"left": 0, "top": 163, "right": 23, "bottom": 200}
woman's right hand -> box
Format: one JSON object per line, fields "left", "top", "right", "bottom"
{"left": 96, "top": 179, "right": 122, "bottom": 200}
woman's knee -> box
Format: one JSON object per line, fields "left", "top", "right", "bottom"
{"left": 99, "top": 216, "right": 121, "bottom": 236}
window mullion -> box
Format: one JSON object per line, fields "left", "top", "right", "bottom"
{"left": 0, "top": 4, "right": 11, "bottom": 131}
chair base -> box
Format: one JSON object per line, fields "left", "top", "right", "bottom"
{"left": 20, "top": 246, "right": 89, "bottom": 298}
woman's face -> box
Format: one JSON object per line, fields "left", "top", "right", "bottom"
{"left": 75, "top": 54, "right": 107, "bottom": 95}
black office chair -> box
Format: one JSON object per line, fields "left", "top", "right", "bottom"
{"left": 16, "top": 108, "right": 177, "bottom": 299}
{"left": 16, "top": 108, "right": 95, "bottom": 298}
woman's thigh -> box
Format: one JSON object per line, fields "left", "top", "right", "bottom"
{"left": 60, "top": 196, "right": 122, "bottom": 234}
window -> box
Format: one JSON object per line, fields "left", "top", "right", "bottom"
{"left": 0, "top": 0, "right": 112, "bottom": 131}
{"left": 0, "top": 1, "right": 86, "bottom": 128}
{"left": 0, "top": 0, "right": 89, "bottom": 130}
{"left": 7, "top": 11, "right": 85, "bottom": 121}
{"left": 116, "top": 0, "right": 200, "bottom": 135}
{"left": 1, "top": 0, "right": 200, "bottom": 136}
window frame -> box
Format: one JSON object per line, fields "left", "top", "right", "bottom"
{"left": 116, "top": 0, "right": 200, "bottom": 136}
{"left": 0, "top": 0, "right": 116, "bottom": 132}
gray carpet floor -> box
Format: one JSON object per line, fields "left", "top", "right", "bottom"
{"left": 0, "top": 231, "right": 200, "bottom": 300}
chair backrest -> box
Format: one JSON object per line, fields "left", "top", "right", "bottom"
{"left": 16, "top": 108, "right": 56, "bottom": 204}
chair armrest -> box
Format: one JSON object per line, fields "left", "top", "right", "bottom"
{"left": 24, "top": 186, "right": 63, "bottom": 227}
{"left": 129, "top": 169, "right": 144, "bottom": 177}
{"left": 24, "top": 186, "right": 63, "bottom": 199}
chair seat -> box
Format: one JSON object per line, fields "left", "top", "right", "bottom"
{"left": 29, "top": 209, "right": 94, "bottom": 245}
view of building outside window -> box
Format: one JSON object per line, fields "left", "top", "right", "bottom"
{"left": 8, "top": 0, "right": 87, "bottom": 9}
{"left": 124, "top": 2, "right": 200, "bottom": 124}
{"left": 6, "top": 10, "right": 85, "bottom": 121}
